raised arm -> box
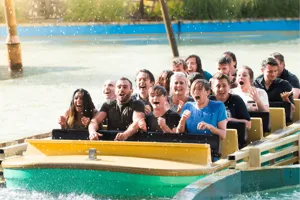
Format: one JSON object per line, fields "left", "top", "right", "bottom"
{"left": 176, "top": 110, "right": 191, "bottom": 133}
{"left": 88, "top": 111, "right": 107, "bottom": 140}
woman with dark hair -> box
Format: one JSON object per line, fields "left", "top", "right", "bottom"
{"left": 156, "top": 70, "right": 174, "bottom": 95}
{"left": 58, "top": 88, "right": 97, "bottom": 129}
{"left": 223, "top": 51, "right": 237, "bottom": 77}
{"left": 231, "top": 66, "right": 269, "bottom": 112}
{"left": 185, "top": 54, "right": 212, "bottom": 81}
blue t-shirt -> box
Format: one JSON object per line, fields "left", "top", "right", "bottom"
{"left": 181, "top": 100, "right": 227, "bottom": 135}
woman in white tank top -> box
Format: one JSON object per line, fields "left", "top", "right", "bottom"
{"left": 231, "top": 66, "right": 269, "bottom": 112}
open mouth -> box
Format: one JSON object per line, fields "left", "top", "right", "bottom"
{"left": 104, "top": 91, "right": 110, "bottom": 94}
{"left": 119, "top": 93, "right": 125, "bottom": 97}
{"left": 195, "top": 96, "right": 200, "bottom": 100}
{"left": 153, "top": 102, "right": 160, "bottom": 105}
{"left": 239, "top": 81, "right": 244, "bottom": 85}
{"left": 76, "top": 105, "right": 83, "bottom": 109}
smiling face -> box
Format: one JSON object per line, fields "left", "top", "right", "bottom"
{"left": 136, "top": 72, "right": 153, "bottom": 97}
{"left": 171, "top": 76, "right": 188, "bottom": 96}
{"left": 211, "top": 78, "right": 230, "bottom": 102}
{"left": 116, "top": 79, "right": 132, "bottom": 104}
{"left": 73, "top": 91, "right": 83, "bottom": 113}
{"left": 186, "top": 57, "right": 198, "bottom": 73}
{"left": 237, "top": 68, "right": 251, "bottom": 88}
{"left": 262, "top": 64, "right": 278, "bottom": 82}
{"left": 103, "top": 80, "right": 116, "bottom": 100}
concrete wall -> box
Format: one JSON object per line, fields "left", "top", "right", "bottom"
{"left": 0, "top": 19, "right": 299, "bottom": 37}
{"left": 173, "top": 165, "right": 300, "bottom": 200}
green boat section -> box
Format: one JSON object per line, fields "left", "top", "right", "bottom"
{"left": 4, "top": 168, "right": 205, "bottom": 198}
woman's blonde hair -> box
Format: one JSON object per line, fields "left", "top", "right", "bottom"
{"left": 169, "top": 72, "right": 189, "bottom": 97}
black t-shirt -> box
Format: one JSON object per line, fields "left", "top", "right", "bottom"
{"left": 224, "top": 94, "right": 250, "bottom": 121}
{"left": 146, "top": 110, "right": 180, "bottom": 132}
{"left": 279, "top": 69, "right": 300, "bottom": 89}
{"left": 131, "top": 93, "right": 151, "bottom": 106}
{"left": 100, "top": 99, "right": 145, "bottom": 131}
{"left": 254, "top": 75, "right": 294, "bottom": 104}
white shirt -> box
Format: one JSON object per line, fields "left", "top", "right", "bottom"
{"left": 231, "top": 87, "right": 269, "bottom": 109}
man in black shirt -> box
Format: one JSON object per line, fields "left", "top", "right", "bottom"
{"left": 270, "top": 52, "right": 300, "bottom": 99}
{"left": 132, "top": 69, "right": 155, "bottom": 114}
{"left": 254, "top": 57, "right": 295, "bottom": 110}
{"left": 146, "top": 85, "right": 180, "bottom": 133}
{"left": 89, "top": 77, "right": 146, "bottom": 140}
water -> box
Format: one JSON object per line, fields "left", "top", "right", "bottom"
{"left": 0, "top": 30, "right": 299, "bottom": 200}
{"left": 0, "top": 188, "right": 170, "bottom": 200}
{"left": 0, "top": 32, "right": 299, "bottom": 142}
{"left": 227, "top": 185, "right": 300, "bottom": 200}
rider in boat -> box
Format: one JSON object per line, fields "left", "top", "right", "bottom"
{"left": 146, "top": 85, "right": 180, "bottom": 133}
{"left": 270, "top": 52, "right": 300, "bottom": 99}
{"left": 231, "top": 66, "right": 269, "bottom": 112}
{"left": 88, "top": 77, "right": 146, "bottom": 141}
{"left": 58, "top": 88, "right": 97, "bottom": 129}
{"left": 185, "top": 54, "right": 212, "bottom": 81}
{"left": 176, "top": 79, "right": 227, "bottom": 140}
{"left": 253, "top": 57, "right": 295, "bottom": 111}
{"left": 132, "top": 69, "right": 155, "bottom": 115}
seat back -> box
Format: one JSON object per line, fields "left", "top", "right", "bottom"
{"left": 269, "top": 107, "right": 286, "bottom": 133}
{"left": 52, "top": 129, "right": 221, "bottom": 159}
{"left": 249, "top": 111, "right": 271, "bottom": 134}
{"left": 247, "top": 117, "right": 263, "bottom": 144}
{"left": 269, "top": 102, "right": 293, "bottom": 123}
{"left": 293, "top": 99, "right": 300, "bottom": 123}
{"left": 226, "top": 121, "right": 247, "bottom": 149}
{"left": 220, "top": 129, "right": 238, "bottom": 158}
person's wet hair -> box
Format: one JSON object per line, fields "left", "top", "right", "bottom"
{"left": 70, "top": 88, "right": 95, "bottom": 118}
{"left": 170, "top": 72, "right": 189, "bottom": 96}
{"left": 149, "top": 85, "right": 167, "bottom": 97}
{"left": 190, "top": 79, "right": 211, "bottom": 94}
{"left": 224, "top": 51, "right": 237, "bottom": 68}
{"left": 187, "top": 72, "right": 205, "bottom": 87}
{"left": 173, "top": 58, "right": 187, "bottom": 70}
{"left": 270, "top": 52, "right": 285, "bottom": 65}
{"left": 119, "top": 77, "right": 133, "bottom": 89}
{"left": 67, "top": 88, "right": 95, "bottom": 128}
{"left": 210, "top": 72, "right": 231, "bottom": 85}
{"left": 261, "top": 57, "right": 278, "bottom": 68}
{"left": 218, "top": 56, "right": 232, "bottom": 66}
{"left": 136, "top": 69, "right": 155, "bottom": 83}
{"left": 241, "top": 66, "right": 254, "bottom": 83}
{"left": 156, "top": 70, "right": 174, "bottom": 93}
{"left": 185, "top": 54, "right": 204, "bottom": 75}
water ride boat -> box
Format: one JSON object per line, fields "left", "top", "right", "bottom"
{"left": 2, "top": 131, "right": 231, "bottom": 198}
{"left": 1, "top": 100, "right": 300, "bottom": 198}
